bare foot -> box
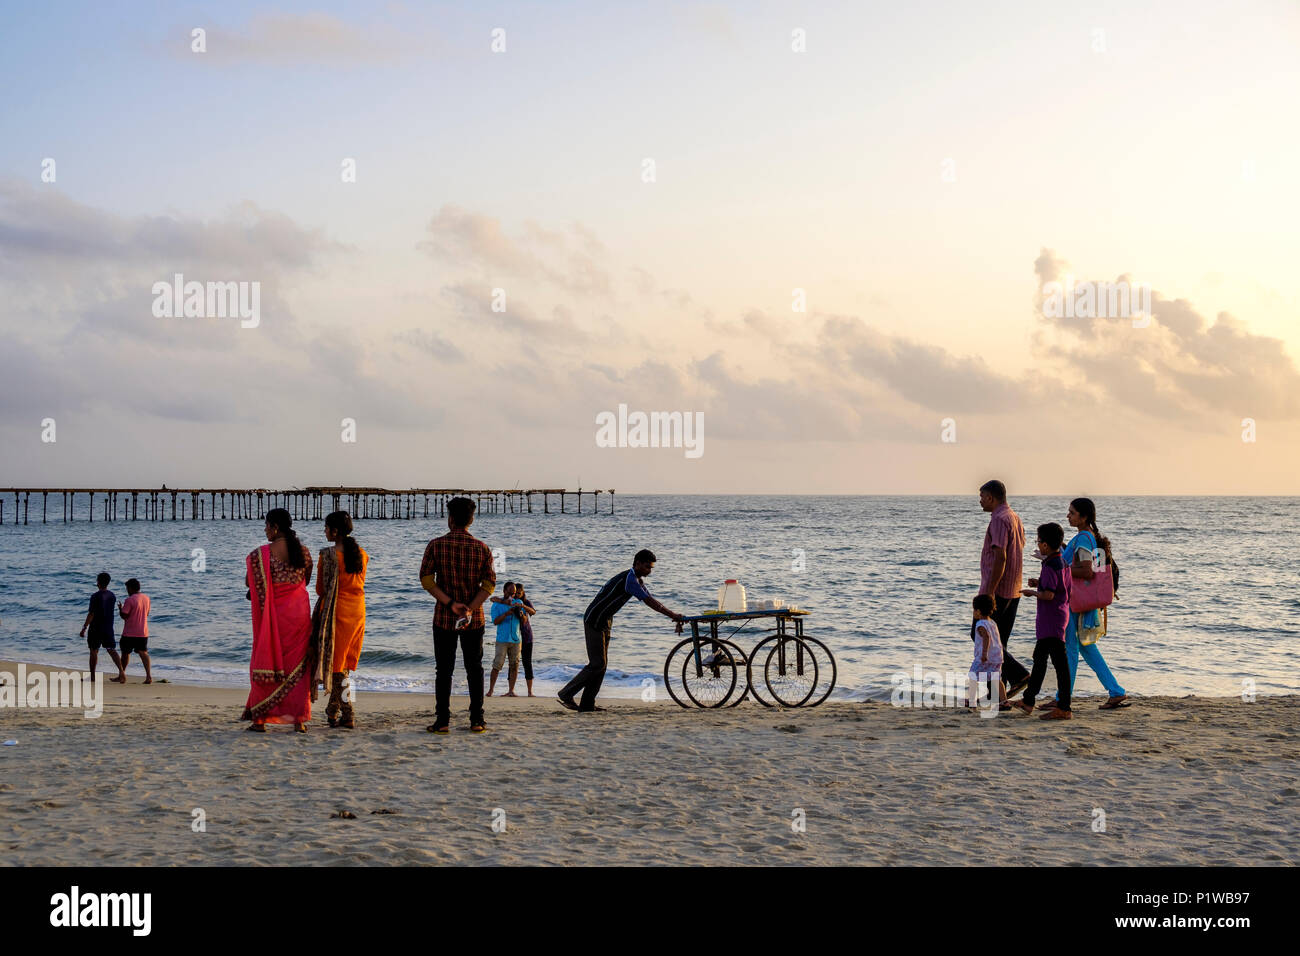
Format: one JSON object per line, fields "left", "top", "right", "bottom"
{"left": 504, "top": 691, "right": 518, "bottom": 697}
{"left": 486, "top": 690, "right": 494, "bottom": 697}
{"left": 143, "top": 678, "right": 153, "bottom": 684}
{"left": 111, "top": 675, "right": 127, "bottom": 684}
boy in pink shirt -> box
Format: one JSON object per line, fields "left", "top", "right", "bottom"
{"left": 118, "top": 578, "right": 153, "bottom": 684}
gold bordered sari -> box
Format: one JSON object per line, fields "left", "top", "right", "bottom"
{"left": 311, "top": 547, "right": 340, "bottom": 699}
{"left": 242, "top": 543, "right": 314, "bottom": 724}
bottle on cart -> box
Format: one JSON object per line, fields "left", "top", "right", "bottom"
{"left": 717, "top": 579, "right": 747, "bottom": 613}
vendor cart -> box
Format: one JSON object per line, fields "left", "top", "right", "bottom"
{"left": 662, "top": 609, "right": 836, "bottom": 708}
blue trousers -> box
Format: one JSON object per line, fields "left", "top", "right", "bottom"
{"left": 1061, "top": 611, "right": 1125, "bottom": 698}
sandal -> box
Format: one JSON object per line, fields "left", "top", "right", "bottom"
{"left": 246, "top": 722, "right": 267, "bottom": 733}
{"left": 1099, "top": 695, "right": 1130, "bottom": 710}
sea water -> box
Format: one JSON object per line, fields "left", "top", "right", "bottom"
{"left": 0, "top": 495, "right": 1295, "bottom": 699}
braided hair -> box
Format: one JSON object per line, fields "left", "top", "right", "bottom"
{"left": 325, "top": 511, "right": 363, "bottom": 574}
{"left": 265, "top": 508, "right": 306, "bottom": 569}
{"left": 1069, "top": 497, "right": 1112, "bottom": 563}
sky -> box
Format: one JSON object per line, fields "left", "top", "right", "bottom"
{"left": 1, "top": 0, "right": 1298, "bottom": 494}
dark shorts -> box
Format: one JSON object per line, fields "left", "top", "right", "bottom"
{"left": 120, "top": 636, "right": 148, "bottom": 654}
{"left": 87, "top": 633, "right": 116, "bottom": 651}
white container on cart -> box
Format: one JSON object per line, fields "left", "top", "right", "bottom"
{"left": 717, "top": 579, "right": 747, "bottom": 613}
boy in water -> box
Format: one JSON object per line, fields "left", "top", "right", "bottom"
{"left": 487, "top": 582, "right": 525, "bottom": 697}
{"left": 1009, "top": 523, "right": 1073, "bottom": 719}
{"left": 967, "top": 593, "right": 1006, "bottom": 714}
{"left": 80, "top": 572, "right": 126, "bottom": 683}
{"left": 118, "top": 578, "right": 153, "bottom": 684}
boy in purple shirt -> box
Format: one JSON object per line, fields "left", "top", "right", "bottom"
{"left": 1009, "top": 523, "right": 1073, "bottom": 719}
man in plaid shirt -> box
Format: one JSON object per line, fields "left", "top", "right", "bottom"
{"left": 419, "top": 496, "right": 496, "bottom": 733}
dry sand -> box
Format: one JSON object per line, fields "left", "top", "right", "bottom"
{"left": 1, "top": 661, "right": 1296, "bottom": 866}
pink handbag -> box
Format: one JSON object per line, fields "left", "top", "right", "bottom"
{"left": 1069, "top": 558, "right": 1115, "bottom": 613}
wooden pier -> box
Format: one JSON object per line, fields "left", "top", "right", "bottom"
{"left": 0, "top": 487, "right": 614, "bottom": 524}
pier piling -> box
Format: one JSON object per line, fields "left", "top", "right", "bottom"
{"left": 0, "top": 486, "right": 616, "bottom": 523}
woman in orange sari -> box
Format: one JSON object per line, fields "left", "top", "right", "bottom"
{"left": 314, "top": 511, "right": 369, "bottom": 728}
{"left": 243, "top": 507, "right": 314, "bottom": 733}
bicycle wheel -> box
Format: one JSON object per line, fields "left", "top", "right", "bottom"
{"left": 798, "top": 635, "right": 838, "bottom": 707}
{"left": 662, "top": 637, "right": 697, "bottom": 708}
{"left": 681, "top": 639, "right": 740, "bottom": 708}
{"left": 764, "top": 636, "right": 819, "bottom": 707}
{"left": 724, "top": 640, "right": 751, "bottom": 707}
{"left": 745, "top": 636, "right": 780, "bottom": 708}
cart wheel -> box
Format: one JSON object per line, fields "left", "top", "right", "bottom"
{"left": 681, "top": 639, "right": 740, "bottom": 708}
{"left": 799, "top": 635, "right": 838, "bottom": 707}
{"left": 662, "top": 637, "right": 697, "bottom": 708}
{"left": 764, "top": 636, "right": 819, "bottom": 707}
{"left": 722, "top": 640, "right": 751, "bottom": 707}
{"left": 745, "top": 636, "right": 780, "bottom": 708}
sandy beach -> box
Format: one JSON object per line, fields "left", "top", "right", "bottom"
{"left": 1, "top": 660, "right": 1296, "bottom": 866}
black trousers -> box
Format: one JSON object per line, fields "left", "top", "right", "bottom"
{"left": 1022, "top": 637, "right": 1071, "bottom": 712}
{"left": 522, "top": 641, "right": 534, "bottom": 682}
{"left": 990, "top": 596, "right": 1029, "bottom": 685}
{"left": 559, "top": 621, "right": 611, "bottom": 711}
{"left": 433, "top": 625, "right": 485, "bottom": 725}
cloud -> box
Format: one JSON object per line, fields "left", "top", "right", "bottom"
{"left": 6, "top": 180, "right": 1292, "bottom": 486}
{"left": 439, "top": 282, "right": 587, "bottom": 344}
{"left": 178, "top": 13, "right": 423, "bottom": 65}
{"left": 819, "top": 316, "right": 1042, "bottom": 414}
{"left": 393, "top": 328, "right": 466, "bottom": 363}
{"left": 1034, "top": 247, "right": 1300, "bottom": 420}
{"left": 0, "top": 181, "right": 340, "bottom": 275}
{"left": 0, "top": 182, "right": 375, "bottom": 427}
{"left": 671, "top": 2, "right": 739, "bottom": 45}
{"left": 419, "top": 205, "right": 613, "bottom": 297}
{"left": 704, "top": 308, "right": 798, "bottom": 344}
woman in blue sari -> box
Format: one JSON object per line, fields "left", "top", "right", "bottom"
{"left": 1044, "top": 498, "right": 1128, "bottom": 710}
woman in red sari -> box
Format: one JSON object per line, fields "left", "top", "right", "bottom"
{"left": 243, "top": 507, "right": 315, "bottom": 732}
